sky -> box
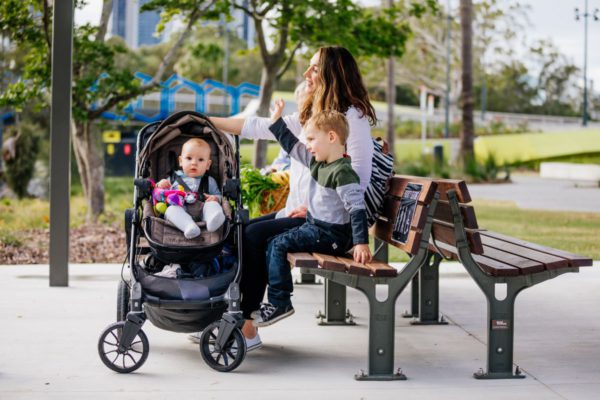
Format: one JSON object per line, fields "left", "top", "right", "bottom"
{"left": 76, "top": 0, "right": 600, "bottom": 90}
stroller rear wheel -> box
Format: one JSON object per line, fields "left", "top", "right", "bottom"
{"left": 98, "top": 321, "right": 149, "bottom": 373}
{"left": 199, "top": 321, "right": 246, "bottom": 372}
{"left": 117, "top": 280, "right": 130, "bottom": 322}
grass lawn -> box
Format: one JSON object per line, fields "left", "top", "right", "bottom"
{"left": 386, "top": 199, "right": 600, "bottom": 262}
{"left": 1, "top": 176, "right": 599, "bottom": 261}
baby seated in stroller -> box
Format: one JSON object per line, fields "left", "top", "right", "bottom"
{"left": 153, "top": 138, "right": 226, "bottom": 240}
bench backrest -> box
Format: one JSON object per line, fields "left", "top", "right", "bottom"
{"left": 430, "top": 178, "right": 484, "bottom": 255}
{"left": 371, "top": 175, "right": 438, "bottom": 254}
{"left": 372, "top": 175, "right": 484, "bottom": 256}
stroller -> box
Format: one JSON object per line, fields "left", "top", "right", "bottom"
{"left": 97, "top": 111, "right": 249, "bottom": 373}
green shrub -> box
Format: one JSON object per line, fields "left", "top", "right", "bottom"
{"left": 4, "top": 125, "right": 41, "bottom": 199}
{"left": 464, "top": 153, "right": 510, "bottom": 182}
{"left": 396, "top": 154, "right": 451, "bottom": 179}
{"left": 0, "top": 231, "right": 23, "bottom": 247}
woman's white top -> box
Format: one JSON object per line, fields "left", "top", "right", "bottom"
{"left": 240, "top": 106, "right": 374, "bottom": 218}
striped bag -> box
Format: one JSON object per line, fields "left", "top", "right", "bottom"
{"left": 365, "top": 137, "right": 394, "bottom": 227}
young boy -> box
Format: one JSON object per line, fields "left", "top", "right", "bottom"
{"left": 252, "top": 100, "right": 372, "bottom": 327}
{"left": 154, "top": 138, "right": 225, "bottom": 239}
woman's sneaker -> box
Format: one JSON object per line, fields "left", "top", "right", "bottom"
{"left": 251, "top": 303, "right": 295, "bottom": 327}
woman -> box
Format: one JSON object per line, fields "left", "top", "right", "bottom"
{"left": 200, "top": 46, "right": 377, "bottom": 349}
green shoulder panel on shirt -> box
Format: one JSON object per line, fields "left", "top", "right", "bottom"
{"left": 310, "top": 157, "right": 359, "bottom": 189}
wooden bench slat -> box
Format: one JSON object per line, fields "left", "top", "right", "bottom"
{"left": 287, "top": 252, "right": 318, "bottom": 269}
{"left": 481, "top": 235, "right": 570, "bottom": 270}
{"left": 313, "top": 253, "right": 347, "bottom": 272}
{"left": 480, "top": 245, "right": 545, "bottom": 274}
{"left": 434, "top": 200, "right": 479, "bottom": 229}
{"left": 430, "top": 241, "right": 520, "bottom": 276}
{"left": 481, "top": 231, "right": 593, "bottom": 267}
{"left": 364, "top": 261, "right": 398, "bottom": 277}
{"left": 431, "top": 221, "right": 484, "bottom": 254}
{"left": 337, "top": 257, "right": 373, "bottom": 276}
{"left": 433, "top": 179, "right": 472, "bottom": 203}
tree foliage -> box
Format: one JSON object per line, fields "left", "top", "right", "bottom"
{"left": 3, "top": 125, "right": 41, "bottom": 199}
{"left": 0, "top": 0, "right": 222, "bottom": 221}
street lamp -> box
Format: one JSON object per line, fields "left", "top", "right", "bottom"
{"left": 575, "top": 1, "right": 599, "bottom": 127}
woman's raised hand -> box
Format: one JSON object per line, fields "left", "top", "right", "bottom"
{"left": 270, "top": 99, "right": 285, "bottom": 122}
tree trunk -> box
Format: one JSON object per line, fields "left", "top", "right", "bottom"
{"left": 72, "top": 121, "right": 105, "bottom": 222}
{"left": 460, "top": 0, "right": 474, "bottom": 166}
{"left": 252, "top": 64, "right": 278, "bottom": 168}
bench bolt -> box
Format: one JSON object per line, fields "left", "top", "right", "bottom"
{"left": 377, "top": 348, "right": 385, "bottom": 355}
{"left": 496, "top": 347, "right": 503, "bottom": 354}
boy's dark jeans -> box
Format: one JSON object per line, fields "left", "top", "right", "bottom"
{"left": 265, "top": 222, "right": 351, "bottom": 308}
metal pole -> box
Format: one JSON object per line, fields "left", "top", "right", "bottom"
{"left": 583, "top": 0, "right": 589, "bottom": 126}
{"left": 222, "top": 15, "right": 229, "bottom": 116}
{"left": 49, "top": 0, "right": 74, "bottom": 287}
{"left": 444, "top": 0, "right": 452, "bottom": 138}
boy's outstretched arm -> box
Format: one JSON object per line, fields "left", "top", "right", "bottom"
{"left": 269, "top": 100, "right": 312, "bottom": 167}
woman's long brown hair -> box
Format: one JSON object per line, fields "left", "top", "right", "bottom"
{"left": 299, "top": 46, "right": 377, "bottom": 127}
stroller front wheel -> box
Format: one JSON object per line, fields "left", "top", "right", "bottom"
{"left": 98, "top": 321, "right": 149, "bottom": 373}
{"left": 117, "top": 280, "right": 130, "bottom": 322}
{"left": 199, "top": 321, "right": 246, "bottom": 372}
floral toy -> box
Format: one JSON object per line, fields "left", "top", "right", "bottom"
{"left": 151, "top": 182, "right": 198, "bottom": 216}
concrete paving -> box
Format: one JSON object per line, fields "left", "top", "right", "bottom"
{"left": 468, "top": 174, "right": 600, "bottom": 212}
{"left": 1, "top": 262, "right": 599, "bottom": 399}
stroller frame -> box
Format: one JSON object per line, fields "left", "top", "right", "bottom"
{"left": 98, "top": 112, "right": 250, "bottom": 373}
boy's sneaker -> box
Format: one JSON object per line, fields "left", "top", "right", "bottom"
{"left": 251, "top": 303, "right": 295, "bottom": 327}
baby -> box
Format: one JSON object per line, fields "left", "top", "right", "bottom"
{"left": 154, "top": 138, "right": 225, "bottom": 239}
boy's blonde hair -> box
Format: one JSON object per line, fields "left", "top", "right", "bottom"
{"left": 307, "top": 110, "right": 349, "bottom": 145}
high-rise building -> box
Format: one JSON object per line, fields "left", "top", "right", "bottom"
{"left": 109, "top": 0, "right": 167, "bottom": 49}
{"left": 109, "top": 0, "right": 255, "bottom": 50}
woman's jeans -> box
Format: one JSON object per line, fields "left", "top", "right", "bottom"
{"left": 240, "top": 213, "right": 304, "bottom": 318}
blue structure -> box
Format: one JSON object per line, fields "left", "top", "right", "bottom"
{"left": 99, "top": 73, "right": 260, "bottom": 123}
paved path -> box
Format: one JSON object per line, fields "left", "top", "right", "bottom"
{"left": 468, "top": 174, "right": 600, "bottom": 212}
{"left": 1, "top": 263, "right": 599, "bottom": 399}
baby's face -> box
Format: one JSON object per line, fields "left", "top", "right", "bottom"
{"left": 179, "top": 142, "right": 212, "bottom": 178}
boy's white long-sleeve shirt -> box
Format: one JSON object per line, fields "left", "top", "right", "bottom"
{"left": 240, "top": 107, "right": 374, "bottom": 218}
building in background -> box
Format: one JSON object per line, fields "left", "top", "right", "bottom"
{"left": 109, "top": 0, "right": 255, "bottom": 49}
{"left": 231, "top": 1, "right": 255, "bottom": 49}
{"left": 109, "top": 0, "right": 174, "bottom": 48}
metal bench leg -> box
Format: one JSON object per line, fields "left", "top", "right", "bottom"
{"left": 316, "top": 279, "right": 355, "bottom": 325}
{"left": 402, "top": 274, "right": 419, "bottom": 318}
{"left": 474, "top": 283, "right": 524, "bottom": 379}
{"left": 295, "top": 272, "right": 322, "bottom": 285}
{"left": 355, "top": 283, "right": 406, "bottom": 381}
{"left": 411, "top": 252, "right": 447, "bottom": 325}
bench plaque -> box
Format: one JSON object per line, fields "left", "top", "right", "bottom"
{"left": 392, "top": 183, "right": 422, "bottom": 244}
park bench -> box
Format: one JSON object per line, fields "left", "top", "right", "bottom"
{"left": 288, "top": 175, "right": 443, "bottom": 380}
{"left": 406, "top": 177, "right": 594, "bottom": 379}
{"left": 288, "top": 175, "right": 594, "bottom": 381}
